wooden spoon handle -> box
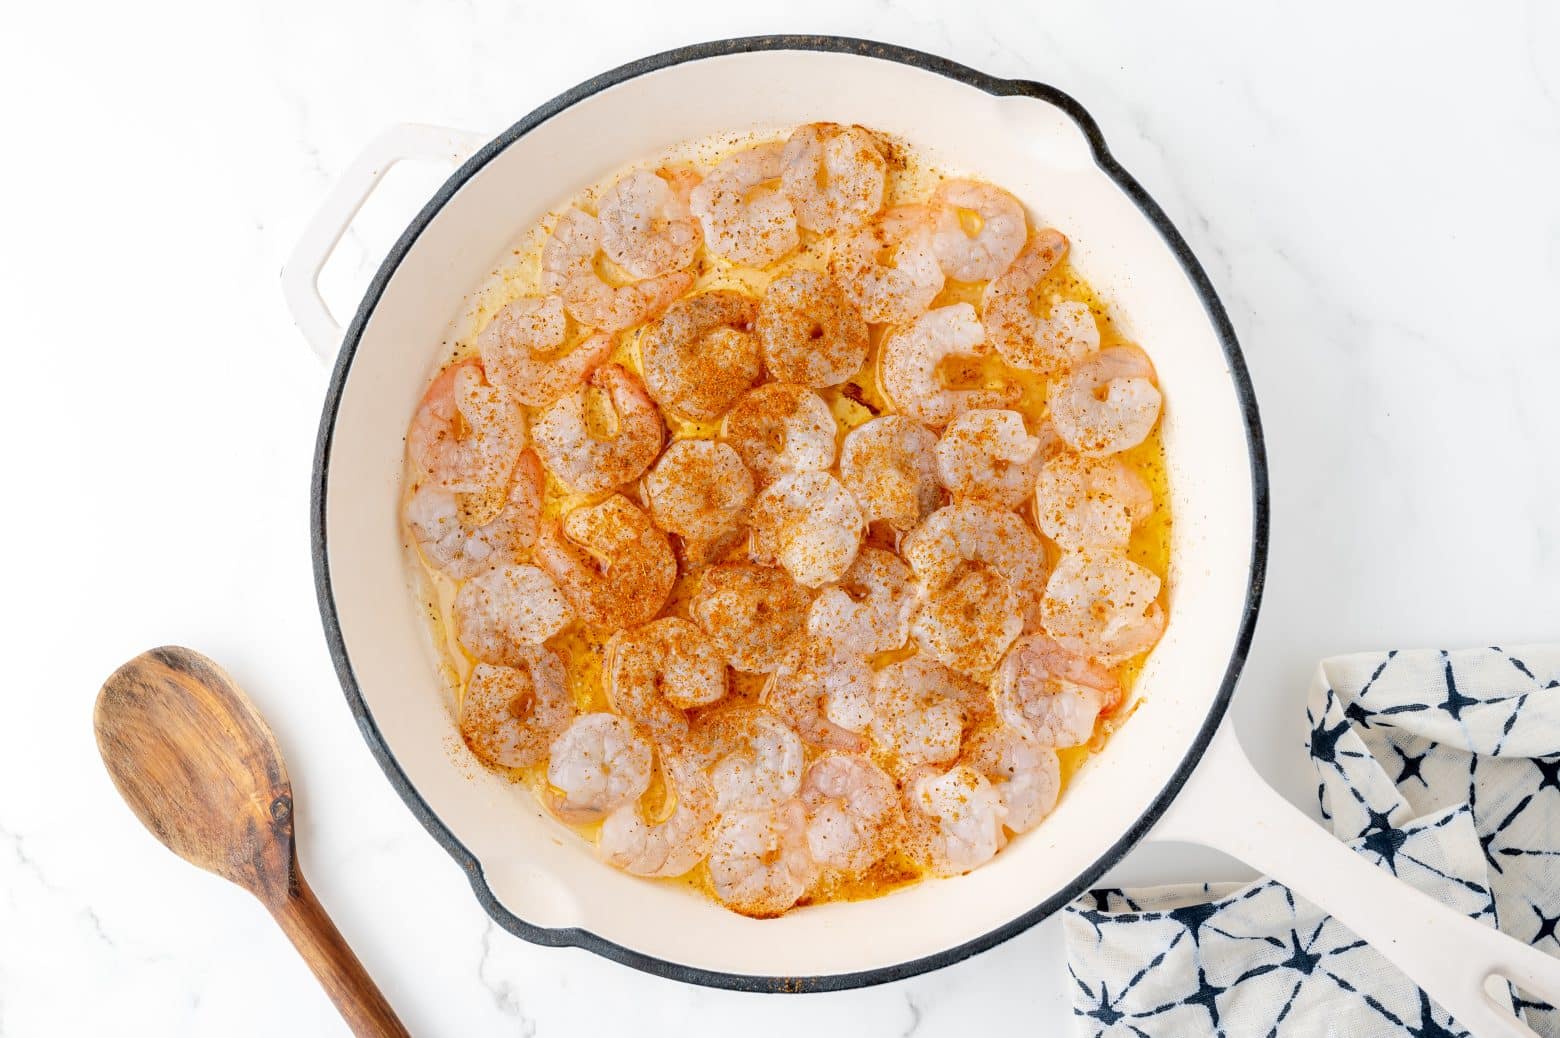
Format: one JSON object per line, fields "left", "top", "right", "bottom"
{"left": 268, "top": 868, "right": 410, "bottom": 1037}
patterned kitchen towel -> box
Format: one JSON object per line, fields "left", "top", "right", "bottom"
{"left": 1064, "top": 645, "right": 1560, "bottom": 1037}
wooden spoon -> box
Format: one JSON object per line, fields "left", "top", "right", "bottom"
{"left": 94, "top": 646, "right": 409, "bottom": 1037}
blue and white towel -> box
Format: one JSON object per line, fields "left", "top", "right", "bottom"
{"left": 1064, "top": 645, "right": 1560, "bottom": 1036}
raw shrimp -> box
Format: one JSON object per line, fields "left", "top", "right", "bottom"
{"left": 642, "top": 440, "right": 755, "bottom": 555}
{"left": 720, "top": 383, "right": 837, "bottom": 483}
{"left": 689, "top": 142, "right": 799, "bottom": 267}
{"left": 930, "top": 179, "right": 1026, "bottom": 282}
{"left": 798, "top": 753, "right": 899, "bottom": 874}
{"left": 597, "top": 167, "right": 702, "bottom": 279}
{"left": 599, "top": 753, "right": 718, "bottom": 878}
{"left": 459, "top": 650, "right": 571, "bottom": 769}
{"left": 534, "top": 495, "right": 675, "bottom": 630}
{"left": 839, "top": 415, "right": 942, "bottom": 531}
{"left": 962, "top": 721, "right": 1060, "bottom": 833}
{"left": 532, "top": 363, "right": 664, "bottom": 495}
{"left": 689, "top": 562, "right": 813, "bottom": 674}
{"left": 806, "top": 546, "right": 917, "bottom": 655}
{"left": 869, "top": 656, "right": 990, "bottom": 766}
{"left": 405, "top": 450, "right": 543, "bottom": 580}
{"left": 707, "top": 801, "right": 813, "bottom": 917}
{"left": 544, "top": 713, "right": 653, "bottom": 824}
{"left": 991, "top": 633, "right": 1120, "bottom": 749}
{"left": 901, "top": 502, "right": 1048, "bottom": 629}
{"left": 934, "top": 409, "right": 1045, "bottom": 509}
{"left": 982, "top": 230, "right": 1097, "bottom": 375}
{"left": 641, "top": 291, "right": 762, "bottom": 422}
{"left": 689, "top": 704, "right": 804, "bottom": 813}
{"left": 880, "top": 303, "right": 1018, "bottom": 428}
{"left": 749, "top": 471, "right": 865, "bottom": 588}
{"left": 453, "top": 563, "right": 572, "bottom": 664}
{"left": 779, "top": 122, "right": 886, "bottom": 233}
{"left": 830, "top": 205, "right": 945, "bottom": 324}
{"left": 407, "top": 359, "right": 527, "bottom": 496}
{"left": 476, "top": 295, "right": 615, "bottom": 408}
{"left": 755, "top": 270, "right": 869, "bottom": 388}
{"left": 605, "top": 617, "right": 727, "bottom": 743}
{"left": 765, "top": 636, "right": 873, "bottom": 752}
{"left": 1049, "top": 345, "right": 1162, "bottom": 457}
{"left": 1041, "top": 551, "right": 1166, "bottom": 664}
{"left": 911, "top": 559, "right": 1025, "bottom": 678}
{"left": 902, "top": 764, "right": 1006, "bottom": 876}
{"left": 540, "top": 208, "right": 694, "bottom": 332}
{"left": 1034, "top": 451, "right": 1153, "bottom": 551}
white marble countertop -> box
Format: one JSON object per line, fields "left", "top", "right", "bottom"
{"left": 5, "top": 2, "right": 1558, "bottom": 1035}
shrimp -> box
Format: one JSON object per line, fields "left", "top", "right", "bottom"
{"left": 934, "top": 409, "right": 1046, "bottom": 509}
{"left": 902, "top": 764, "right": 1006, "bottom": 876}
{"left": 720, "top": 383, "right": 837, "bottom": 484}
{"left": 929, "top": 179, "right": 1026, "bottom": 283}
{"left": 476, "top": 295, "right": 615, "bottom": 408}
{"left": 749, "top": 471, "right": 865, "bottom": 588}
{"left": 779, "top": 122, "right": 887, "bottom": 233}
{"left": 544, "top": 713, "right": 653, "bottom": 824}
{"left": 405, "top": 450, "right": 543, "bottom": 580}
{"left": 406, "top": 359, "right": 527, "bottom": 496}
{"left": 962, "top": 721, "right": 1060, "bottom": 833}
{"left": 765, "top": 636, "right": 873, "bottom": 752}
{"left": 991, "top": 633, "right": 1120, "bottom": 749}
{"left": 1041, "top": 551, "right": 1166, "bottom": 665}
{"left": 688, "top": 142, "right": 798, "bottom": 267}
{"left": 880, "top": 303, "right": 1018, "bottom": 428}
{"left": 641, "top": 291, "right": 762, "bottom": 422}
{"left": 540, "top": 208, "right": 694, "bottom": 332}
{"left": 689, "top": 562, "right": 813, "bottom": 674}
{"left": 1049, "top": 344, "right": 1162, "bottom": 457}
{"left": 459, "top": 650, "right": 571, "bottom": 769}
{"left": 452, "top": 563, "right": 572, "bottom": 664}
{"left": 597, "top": 167, "right": 702, "bottom": 279}
{"left": 604, "top": 618, "right": 727, "bottom": 743}
{"left": 839, "top": 415, "right": 942, "bottom": 532}
{"left": 642, "top": 440, "right": 755, "bottom": 556}
{"left": 830, "top": 205, "right": 945, "bottom": 324}
{"left": 901, "top": 502, "right": 1049, "bottom": 630}
{"left": 599, "top": 752, "right": 718, "bottom": 878}
{"left": 982, "top": 230, "right": 1098, "bottom": 375}
{"left": 532, "top": 363, "right": 663, "bottom": 495}
{"left": 689, "top": 704, "right": 804, "bottom": 813}
{"left": 1034, "top": 450, "right": 1153, "bottom": 551}
{"left": 869, "top": 656, "right": 990, "bottom": 766}
{"left": 534, "top": 495, "right": 675, "bottom": 630}
{"left": 911, "top": 559, "right": 1025, "bottom": 678}
{"left": 707, "top": 801, "right": 814, "bottom": 918}
{"left": 755, "top": 270, "right": 869, "bottom": 388}
{"left": 806, "top": 546, "right": 918, "bottom": 655}
{"left": 798, "top": 753, "right": 899, "bottom": 875}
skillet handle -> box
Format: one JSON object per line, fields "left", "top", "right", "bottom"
{"left": 1149, "top": 721, "right": 1557, "bottom": 1038}
{"left": 281, "top": 123, "right": 486, "bottom": 361}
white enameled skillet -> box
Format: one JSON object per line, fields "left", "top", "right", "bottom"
{"left": 285, "top": 36, "right": 1558, "bottom": 1034}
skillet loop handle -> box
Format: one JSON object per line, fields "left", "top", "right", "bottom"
{"left": 1150, "top": 723, "right": 1560, "bottom": 1038}
{"left": 281, "top": 123, "right": 485, "bottom": 362}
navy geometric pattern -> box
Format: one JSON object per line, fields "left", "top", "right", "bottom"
{"left": 1064, "top": 645, "right": 1560, "bottom": 1036}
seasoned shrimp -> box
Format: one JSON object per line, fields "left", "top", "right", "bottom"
{"left": 534, "top": 495, "right": 675, "bottom": 630}
{"left": 405, "top": 450, "right": 543, "bottom": 580}
{"left": 830, "top": 205, "right": 945, "bottom": 324}
{"left": 911, "top": 560, "right": 1025, "bottom": 678}
{"left": 962, "top": 721, "right": 1060, "bottom": 833}
{"left": 453, "top": 563, "right": 572, "bottom": 664}
{"left": 930, "top": 179, "right": 1026, "bottom": 282}
{"left": 544, "top": 713, "right": 653, "bottom": 824}
{"left": 982, "top": 230, "right": 1097, "bottom": 375}
{"left": 689, "top": 562, "right": 813, "bottom": 674}
{"left": 806, "top": 547, "right": 918, "bottom": 655}
{"left": 880, "top": 303, "right": 1018, "bottom": 428}
{"left": 901, "top": 502, "right": 1048, "bottom": 630}
{"left": 689, "top": 142, "right": 798, "bottom": 267}
{"left": 599, "top": 753, "right": 718, "bottom": 878}
{"left": 1041, "top": 551, "right": 1166, "bottom": 664}
{"left": 407, "top": 359, "right": 527, "bottom": 495}
{"left": 765, "top": 636, "right": 873, "bottom": 752}
{"left": 749, "top": 471, "right": 865, "bottom": 588}
{"left": 869, "top": 656, "right": 990, "bottom": 766}
{"left": 720, "top": 383, "right": 837, "bottom": 483}
{"left": 641, "top": 291, "right": 762, "bottom": 422}
{"left": 779, "top": 123, "right": 887, "bottom": 233}
{"left": 476, "top": 295, "right": 615, "bottom": 408}
{"left": 992, "top": 633, "right": 1119, "bottom": 749}
{"left": 1049, "top": 345, "right": 1162, "bottom": 457}
{"left": 459, "top": 650, "right": 571, "bottom": 769}
{"left": 605, "top": 617, "right": 727, "bottom": 743}
{"left": 799, "top": 753, "right": 899, "bottom": 875}
{"left": 902, "top": 764, "right": 1006, "bottom": 876}
{"left": 532, "top": 363, "right": 663, "bottom": 495}
{"left": 597, "top": 167, "right": 702, "bottom": 279}
{"left": 690, "top": 704, "right": 804, "bottom": 813}
{"left": 1034, "top": 451, "right": 1153, "bottom": 551}
{"left": 756, "top": 270, "right": 869, "bottom": 388}
{"left": 839, "top": 415, "right": 942, "bottom": 531}
{"left": 642, "top": 440, "right": 754, "bottom": 556}
{"left": 541, "top": 208, "right": 694, "bottom": 332}
{"left": 707, "top": 801, "right": 813, "bottom": 917}
{"left": 934, "top": 409, "right": 1045, "bottom": 509}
